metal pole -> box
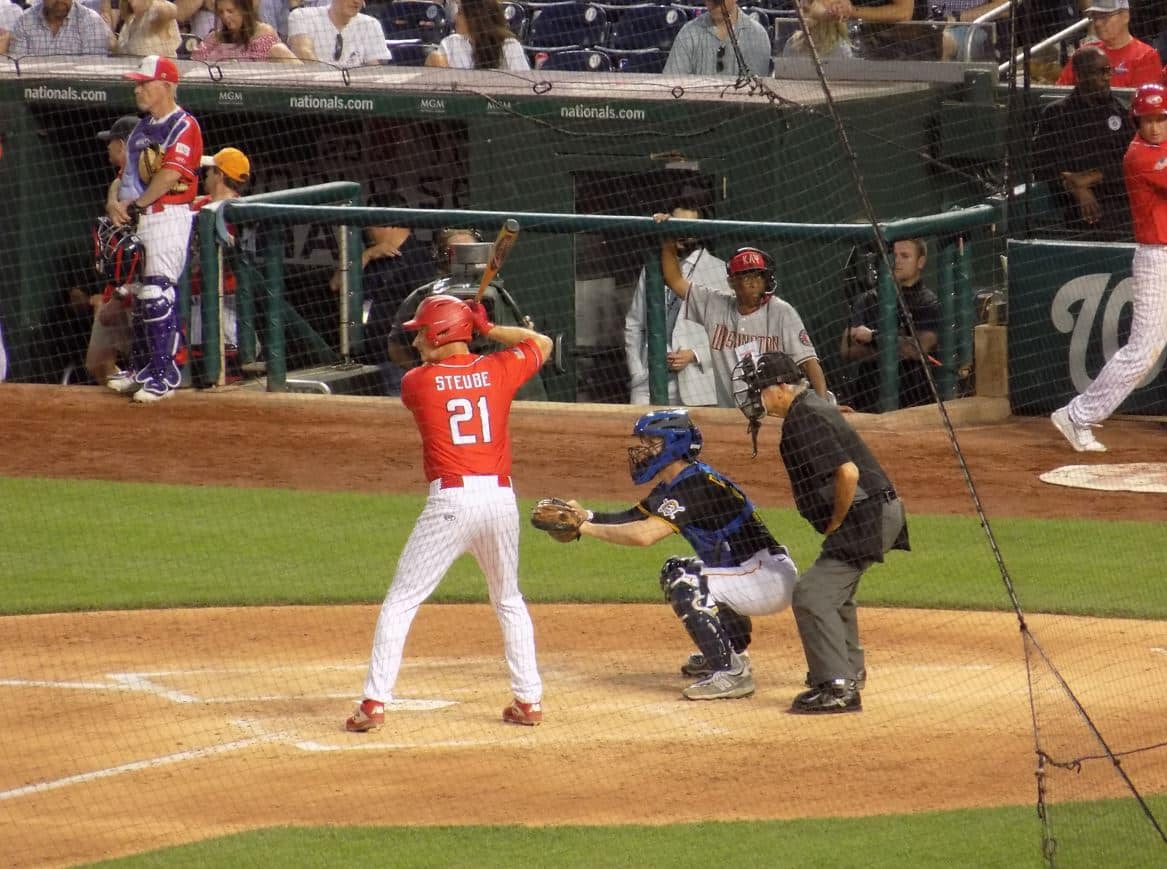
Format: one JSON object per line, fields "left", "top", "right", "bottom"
{"left": 954, "top": 236, "right": 974, "bottom": 385}
{"left": 197, "top": 208, "right": 221, "bottom": 386}
{"left": 263, "top": 228, "right": 286, "bottom": 392}
{"left": 939, "top": 241, "right": 956, "bottom": 400}
{"left": 644, "top": 255, "right": 668, "bottom": 405}
{"left": 338, "top": 225, "right": 349, "bottom": 359}
{"left": 878, "top": 260, "right": 899, "bottom": 412}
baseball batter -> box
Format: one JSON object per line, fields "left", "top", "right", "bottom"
{"left": 655, "top": 217, "right": 829, "bottom": 406}
{"left": 107, "top": 55, "right": 202, "bottom": 403}
{"left": 560, "top": 408, "right": 798, "bottom": 701}
{"left": 346, "top": 294, "right": 552, "bottom": 732}
{"left": 1052, "top": 82, "right": 1167, "bottom": 452}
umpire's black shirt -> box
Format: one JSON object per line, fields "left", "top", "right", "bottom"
{"left": 779, "top": 391, "right": 909, "bottom": 567}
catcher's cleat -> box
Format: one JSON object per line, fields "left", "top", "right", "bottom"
{"left": 682, "top": 666, "right": 755, "bottom": 701}
{"left": 790, "top": 680, "right": 862, "bottom": 715}
{"left": 502, "top": 698, "right": 543, "bottom": 726}
{"left": 1050, "top": 407, "right": 1106, "bottom": 453}
{"left": 681, "top": 650, "right": 750, "bottom": 678}
{"left": 132, "top": 385, "right": 175, "bottom": 404}
{"left": 345, "top": 699, "right": 385, "bottom": 733}
{"left": 106, "top": 370, "right": 139, "bottom": 394}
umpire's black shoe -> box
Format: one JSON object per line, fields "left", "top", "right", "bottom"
{"left": 790, "top": 679, "right": 862, "bottom": 715}
{"left": 804, "top": 667, "right": 866, "bottom": 691}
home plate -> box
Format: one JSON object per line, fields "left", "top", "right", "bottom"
{"left": 1040, "top": 463, "right": 1167, "bottom": 494}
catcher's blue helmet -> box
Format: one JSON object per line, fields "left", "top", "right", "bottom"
{"left": 628, "top": 408, "right": 703, "bottom": 485}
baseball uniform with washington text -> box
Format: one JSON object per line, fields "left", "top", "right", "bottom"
{"left": 361, "top": 339, "right": 546, "bottom": 706}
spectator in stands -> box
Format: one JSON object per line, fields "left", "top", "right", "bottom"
{"left": 0, "top": 0, "right": 23, "bottom": 55}
{"left": 191, "top": 0, "right": 299, "bottom": 61}
{"left": 843, "top": 0, "right": 943, "bottom": 61}
{"left": 663, "top": 0, "right": 772, "bottom": 77}
{"left": 624, "top": 199, "right": 721, "bottom": 407}
{"left": 9, "top": 0, "right": 113, "bottom": 56}
{"left": 783, "top": 1, "right": 853, "bottom": 60}
{"left": 1033, "top": 44, "right": 1134, "bottom": 241}
{"left": 288, "top": 0, "right": 389, "bottom": 67}
{"left": 85, "top": 115, "right": 140, "bottom": 385}
{"left": 175, "top": 0, "right": 215, "bottom": 39}
{"left": 110, "top": 0, "right": 181, "bottom": 58}
{"left": 1056, "top": 0, "right": 1161, "bottom": 88}
{"left": 839, "top": 238, "right": 939, "bottom": 413}
{"left": 426, "top": 0, "right": 529, "bottom": 70}
{"left": 935, "top": 0, "right": 1007, "bottom": 61}
{"left": 656, "top": 215, "right": 831, "bottom": 406}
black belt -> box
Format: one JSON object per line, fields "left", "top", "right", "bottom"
{"left": 768, "top": 544, "right": 790, "bottom": 558}
{"left": 874, "top": 488, "right": 898, "bottom": 503}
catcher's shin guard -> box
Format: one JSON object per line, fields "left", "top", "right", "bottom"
{"left": 718, "top": 606, "right": 753, "bottom": 655}
{"left": 133, "top": 279, "right": 182, "bottom": 392}
{"left": 660, "top": 558, "right": 734, "bottom": 672}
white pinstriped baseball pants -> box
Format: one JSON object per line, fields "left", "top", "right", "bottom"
{"left": 1069, "top": 245, "right": 1167, "bottom": 425}
{"left": 362, "top": 476, "right": 542, "bottom": 705}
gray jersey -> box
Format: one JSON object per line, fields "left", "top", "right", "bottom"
{"left": 684, "top": 281, "right": 817, "bottom": 406}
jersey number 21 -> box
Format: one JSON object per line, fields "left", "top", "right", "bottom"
{"left": 447, "top": 396, "right": 493, "bottom": 444}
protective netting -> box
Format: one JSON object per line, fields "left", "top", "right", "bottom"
{"left": 2, "top": 2, "right": 1167, "bottom": 865}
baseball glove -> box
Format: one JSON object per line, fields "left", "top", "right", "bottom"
{"left": 530, "top": 498, "right": 584, "bottom": 543}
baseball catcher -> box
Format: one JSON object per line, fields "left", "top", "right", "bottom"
{"left": 530, "top": 498, "right": 585, "bottom": 542}
{"left": 546, "top": 408, "right": 799, "bottom": 701}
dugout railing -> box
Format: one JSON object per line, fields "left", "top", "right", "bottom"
{"left": 217, "top": 198, "right": 1000, "bottom": 408}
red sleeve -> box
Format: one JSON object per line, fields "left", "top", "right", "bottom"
{"left": 1055, "top": 62, "right": 1073, "bottom": 86}
{"left": 163, "top": 114, "right": 202, "bottom": 182}
{"left": 1134, "top": 47, "right": 1164, "bottom": 87}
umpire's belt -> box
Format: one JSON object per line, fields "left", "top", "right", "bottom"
{"left": 438, "top": 475, "right": 511, "bottom": 490}
{"left": 873, "top": 488, "right": 898, "bottom": 503}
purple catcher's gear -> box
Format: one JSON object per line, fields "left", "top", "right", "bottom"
{"left": 133, "top": 278, "right": 182, "bottom": 396}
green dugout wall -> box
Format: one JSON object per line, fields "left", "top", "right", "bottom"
{"left": 0, "top": 65, "right": 1000, "bottom": 395}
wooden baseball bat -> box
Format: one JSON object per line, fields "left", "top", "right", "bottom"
{"left": 474, "top": 219, "right": 521, "bottom": 303}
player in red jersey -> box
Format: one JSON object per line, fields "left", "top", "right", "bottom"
{"left": 1052, "top": 82, "right": 1167, "bottom": 452}
{"left": 346, "top": 294, "right": 553, "bottom": 732}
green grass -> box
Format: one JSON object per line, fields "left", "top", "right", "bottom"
{"left": 91, "top": 796, "right": 1167, "bottom": 868}
{"left": 4, "top": 476, "right": 1166, "bottom": 618}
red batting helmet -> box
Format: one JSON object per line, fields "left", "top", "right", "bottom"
{"left": 727, "top": 246, "right": 777, "bottom": 296}
{"left": 1132, "top": 83, "right": 1167, "bottom": 118}
{"left": 403, "top": 294, "right": 474, "bottom": 346}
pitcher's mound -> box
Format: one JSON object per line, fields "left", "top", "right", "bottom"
{"left": 1040, "top": 463, "right": 1167, "bottom": 494}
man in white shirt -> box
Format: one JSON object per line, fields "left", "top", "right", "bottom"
{"left": 288, "top": 0, "right": 389, "bottom": 67}
{"left": 625, "top": 201, "right": 724, "bottom": 406}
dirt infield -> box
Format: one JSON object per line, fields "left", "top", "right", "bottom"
{"left": 2, "top": 385, "right": 1166, "bottom": 867}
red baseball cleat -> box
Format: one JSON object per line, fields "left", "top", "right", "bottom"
{"left": 502, "top": 698, "right": 542, "bottom": 726}
{"left": 345, "top": 698, "right": 385, "bottom": 732}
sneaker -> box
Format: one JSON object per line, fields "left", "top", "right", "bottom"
{"left": 1051, "top": 407, "right": 1106, "bottom": 453}
{"left": 805, "top": 667, "right": 866, "bottom": 691}
{"left": 790, "top": 679, "right": 862, "bottom": 715}
{"left": 681, "top": 650, "right": 750, "bottom": 678}
{"left": 682, "top": 667, "right": 756, "bottom": 701}
{"left": 503, "top": 698, "right": 542, "bottom": 726}
{"left": 132, "top": 384, "right": 174, "bottom": 404}
{"left": 106, "top": 370, "right": 138, "bottom": 394}
{"left": 345, "top": 698, "right": 385, "bottom": 732}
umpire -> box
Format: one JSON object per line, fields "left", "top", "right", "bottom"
{"left": 733, "top": 351, "right": 910, "bottom": 714}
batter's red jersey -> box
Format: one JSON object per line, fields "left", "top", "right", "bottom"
{"left": 401, "top": 339, "right": 545, "bottom": 481}
{"left": 1124, "top": 134, "right": 1167, "bottom": 244}
{"left": 1056, "top": 38, "right": 1163, "bottom": 89}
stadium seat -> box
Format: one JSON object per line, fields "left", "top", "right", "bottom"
{"left": 606, "top": 4, "right": 684, "bottom": 51}
{"left": 534, "top": 47, "right": 614, "bottom": 70}
{"left": 741, "top": 6, "right": 781, "bottom": 36}
{"left": 606, "top": 46, "right": 669, "bottom": 72}
{"left": 376, "top": 0, "right": 448, "bottom": 44}
{"left": 526, "top": 2, "right": 608, "bottom": 49}
{"left": 501, "top": 1, "right": 529, "bottom": 40}
{"left": 383, "top": 39, "right": 432, "bottom": 65}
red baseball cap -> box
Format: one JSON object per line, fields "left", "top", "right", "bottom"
{"left": 124, "top": 55, "right": 180, "bottom": 84}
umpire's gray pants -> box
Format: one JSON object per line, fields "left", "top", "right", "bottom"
{"left": 792, "top": 499, "right": 906, "bottom": 686}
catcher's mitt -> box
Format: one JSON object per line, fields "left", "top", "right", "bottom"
{"left": 530, "top": 498, "right": 584, "bottom": 543}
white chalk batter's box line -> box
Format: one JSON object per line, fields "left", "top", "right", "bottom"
{"left": 1, "top": 656, "right": 1158, "bottom": 803}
